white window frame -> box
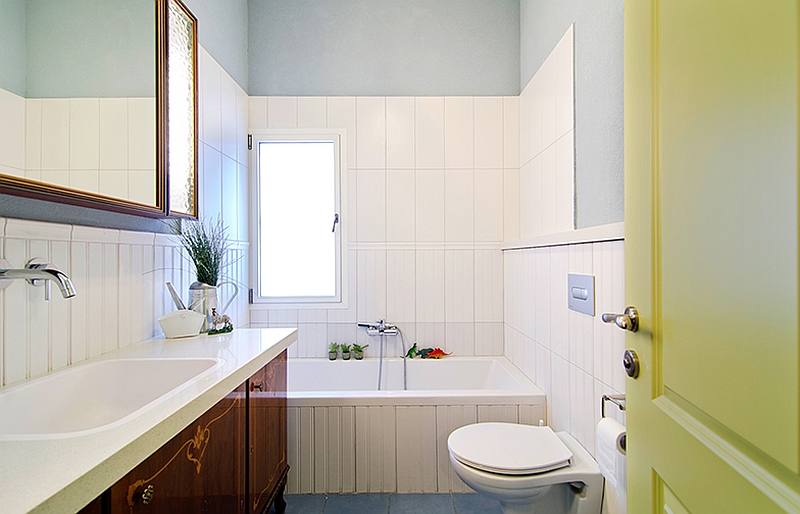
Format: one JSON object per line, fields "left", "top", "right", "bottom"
{"left": 249, "top": 129, "right": 348, "bottom": 309}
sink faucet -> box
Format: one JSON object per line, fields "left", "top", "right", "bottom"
{"left": 358, "top": 318, "right": 398, "bottom": 336}
{"left": 0, "top": 259, "right": 77, "bottom": 299}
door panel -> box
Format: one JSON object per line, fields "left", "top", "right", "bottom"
{"left": 625, "top": 0, "right": 800, "bottom": 511}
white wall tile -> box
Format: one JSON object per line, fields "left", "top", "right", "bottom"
{"left": 445, "top": 322, "right": 475, "bottom": 356}
{"left": 298, "top": 97, "right": 327, "bottom": 129}
{"left": 357, "top": 250, "right": 386, "bottom": 323}
{"left": 128, "top": 98, "right": 155, "bottom": 171}
{"left": 386, "top": 97, "right": 414, "bottom": 169}
{"left": 550, "top": 354, "right": 571, "bottom": 431}
{"left": 220, "top": 74, "right": 238, "bottom": 159}
{"left": 396, "top": 406, "right": 438, "bottom": 493}
{"left": 445, "top": 250, "right": 474, "bottom": 323}
{"left": 444, "top": 169, "right": 474, "bottom": 242}
{"left": 25, "top": 99, "right": 42, "bottom": 171}
{"left": 202, "top": 145, "right": 222, "bottom": 221}
{"left": 386, "top": 170, "right": 414, "bottom": 242}
{"left": 415, "top": 251, "right": 445, "bottom": 323}
{"left": 540, "top": 145, "right": 557, "bottom": 235}
{"left": 40, "top": 99, "right": 70, "bottom": 170}
{"left": 444, "top": 97, "right": 474, "bottom": 169}
{"left": 475, "top": 322, "right": 504, "bottom": 356}
{"left": 555, "top": 25, "right": 575, "bottom": 139}
{"left": 474, "top": 250, "right": 503, "bottom": 322}
{"left": 248, "top": 96, "right": 268, "bottom": 130}
{"left": 327, "top": 97, "right": 357, "bottom": 167}
{"left": 519, "top": 86, "right": 531, "bottom": 166}
{"left": 541, "top": 56, "right": 557, "bottom": 148}
{"left": 386, "top": 250, "right": 415, "bottom": 323}
{"left": 556, "top": 133, "right": 575, "bottom": 232}
{"left": 99, "top": 99, "right": 128, "bottom": 170}
{"left": 356, "top": 170, "right": 386, "bottom": 242}
{"left": 236, "top": 86, "right": 249, "bottom": 164}
{"left": 268, "top": 97, "right": 298, "bottom": 128}
{"left": 534, "top": 248, "right": 551, "bottom": 348}
{"left": 69, "top": 98, "right": 99, "bottom": 170}
{"left": 415, "top": 97, "right": 444, "bottom": 168}
{"left": 201, "top": 51, "right": 222, "bottom": 150}
{"left": 550, "top": 246, "right": 569, "bottom": 359}
{"left": 415, "top": 170, "right": 444, "bottom": 242}
{"left": 503, "top": 96, "right": 519, "bottom": 169}
{"left": 474, "top": 97, "right": 503, "bottom": 169}
{"left": 0, "top": 89, "right": 24, "bottom": 171}
{"left": 503, "top": 168, "right": 520, "bottom": 241}
{"left": 474, "top": 170, "right": 503, "bottom": 242}
{"left": 530, "top": 73, "right": 543, "bottom": 158}
{"left": 356, "top": 97, "right": 386, "bottom": 169}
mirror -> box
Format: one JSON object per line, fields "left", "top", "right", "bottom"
{"left": 0, "top": 0, "right": 198, "bottom": 219}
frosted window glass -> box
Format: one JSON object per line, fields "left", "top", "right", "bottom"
{"left": 259, "top": 141, "right": 336, "bottom": 298}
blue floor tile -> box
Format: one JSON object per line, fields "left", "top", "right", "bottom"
{"left": 282, "top": 494, "right": 327, "bottom": 514}
{"left": 390, "top": 494, "right": 454, "bottom": 514}
{"left": 452, "top": 493, "right": 503, "bottom": 514}
{"left": 324, "top": 494, "right": 390, "bottom": 514}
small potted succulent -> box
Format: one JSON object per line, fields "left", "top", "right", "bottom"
{"left": 328, "top": 342, "right": 339, "bottom": 361}
{"left": 340, "top": 343, "right": 352, "bottom": 360}
{"left": 352, "top": 343, "right": 368, "bottom": 360}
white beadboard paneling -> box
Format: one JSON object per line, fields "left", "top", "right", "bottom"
{"left": 328, "top": 249, "right": 358, "bottom": 323}
{"left": 474, "top": 170, "right": 503, "bottom": 242}
{"left": 475, "top": 322, "right": 504, "bottom": 356}
{"left": 298, "top": 97, "right": 327, "bottom": 129}
{"left": 444, "top": 169, "right": 474, "bottom": 242}
{"left": 519, "top": 251, "right": 535, "bottom": 339}
{"left": 347, "top": 169, "right": 358, "bottom": 242}
{"left": 474, "top": 97, "right": 503, "bottom": 169}
{"left": 237, "top": 163, "right": 249, "bottom": 241}
{"left": 445, "top": 250, "right": 474, "bottom": 323}
{"left": 550, "top": 354, "right": 571, "bottom": 432}
{"left": 313, "top": 406, "right": 333, "bottom": 493}
{"left": 569, "top": 364, "right": 595, "bottom": 455}
{"left": 286, "top": 407, "right": 301, "bottom": 493}
{"left": 356, "top": 170, "right": 386, "bottom": 242}
{"left": 386, "top": 250, "right": 415, "bottom": 323}
{"left": 99, "top": 99, "right": 128, "bottom": 170}
{"left": 444, "top": 97, "right": 474, "bottom": 169}
{"left": 415, "top": 170, "right": 445, "bottom": 242}
{"left": 357, "top": 250, "right": 387, "bottom": 323}
{"left": 396, "top": 406, "right": 438, "bottom": 493}
{"left": 327, "top": 97, "right": 357, "bottom": 167}
{"left": 221, "top": 156, "right": 238, "bottom": 238}
{"left": 202, "top": 145, "right": 223, "bottom": 222}
{"left": 568, "top": 307, "right": 594, "bottom": 375}
{"left": 27, "top": 240, "right": 49, "bottom": 379}
{"left": 549, "top": 246, "right": 569, "bottom": 359}
{"left": 534, "top": 342, "right": 551, "bottom": 396}
{"left": 220, "top": 74, "right": 238, "bottom": 160}
{"left": 128, "top": 98, "right": 156, "bottom": 171}
{"left": 556, "top": 133, "right": 575, "bottom": 232}
{"left": 474, "top": 249, "right": 503, "bottom": 322}
{"left": 503, "top": 168, "right": 520, "bottom": 241}
{"left": 0, "top": 89, "right": 25, "bottom": 170}
{"left": 386, "top": 170, "right": 415, "bottom": 242}
{"left": 436, "top": 406, "right": 476, "bottom": 493}
{"left": 340, "top": 406, "right": 356, "bottom": 493}
{"left": 41, "top": 99, "right": 70, "bottom": 170}
{"left": 86, "top": 243, "right": 103, "bottom": 358}
{"left": 69, "top": 98, "right": 99, "bottom": 170}
{"left": 102, "top": 244, "right": 119, "bottom": 355}
{"left": 201, "top": 50, "right": 221, "bottom": 150}
{"left": 387, "top": 97, "right": 414, "bottom": 169}
{"left": 478, "top": 404, "right": 518, "bottom": 423}
{"left": 503, "top": 96, "right": 519, "bottom": 169}
{"left": 248, "top": 96, "right": 268, "bottom": 130}
{"left": 415, "top": 322, "right": 445, "bottom": 349}
{"left": 534, "top": 248, "right": 552, "bottom": 348}
{"left": 50, "top": 241, "right": 70, "bottom": 370}
{"left": 69, "top": 241, "right": 88, "bottom": 365}
{"left": 4, "top": 238, "right": 28, "bottom": 384}
{"left": 298, "top": 324, "right": 327, "bottom": 358}
{"left": 416, "top": 250, "right": 445, "bottom": 323}
{"left": 445, "top": 322, "right": 475, "bottom": 357}
{"left": 268, "top": 97, "right": 298, "bottom": 128}
{"left": 415, "top": 97, "right": 445, "bottom": 169}
{"left": 519, "top": 404, "right": 548, "bottom": 426}
{"left": 356, "top": 97, "right": 386, "bottom": 169}
{"left": 298, "top": 406, "right": 315, "bottom": 493}
{"left": 594, "top": 241, "right": 626, "bottom": 392}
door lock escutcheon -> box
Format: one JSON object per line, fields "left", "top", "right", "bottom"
{"left": 623, "top": 349, "right": 640, "bottom": 379}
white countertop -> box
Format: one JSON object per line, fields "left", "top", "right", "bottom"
{"left": 0, "top": 328, "right": 297, "bottom": 514}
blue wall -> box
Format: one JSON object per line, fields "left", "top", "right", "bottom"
{"left": 248, "top": 0, "right": 520, "bottom": 96}
{"left": 0, "top": 0, "right": 26, "bottom": 96}
{"left": 521, "top": 0, "right": 624, "bottom": 228}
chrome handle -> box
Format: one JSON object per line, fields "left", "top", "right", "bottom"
{"left": 601, "top": 306, "right": 639, "bottom": 332}
{"left": 251, "top": 381, "right": 264, "bottom": 392}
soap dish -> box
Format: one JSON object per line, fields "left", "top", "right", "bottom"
{"left": 158, "top": 310, "right": 205, "bottom": 338}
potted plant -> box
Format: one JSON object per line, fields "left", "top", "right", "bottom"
{"left": 174, "top": 218, "right": 234, "bottom": 332}
{"left": 352, "top": 343, "right": 368, "bottom": 360}
{"left": 340, "top": 343, "right": 352, "bottom": 360}
{"left": 328, "top": 342, "right": 339, "bottom": 360}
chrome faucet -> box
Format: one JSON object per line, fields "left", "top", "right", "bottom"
{"left": 357, "top": 318, "right": 398, "bottom": 336}
{"left": 0, "top": 258, "right": 77, "bottom": 299}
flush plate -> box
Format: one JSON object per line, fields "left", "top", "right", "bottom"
{"left": 568, "top": 273, "right": 595, "bottom": 316}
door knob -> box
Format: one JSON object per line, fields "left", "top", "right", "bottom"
{"left": 623, "top": 349, "right": 640, "bottom": 378}
{"left": 601, "top": 306, "right": 639, "bottom": 332}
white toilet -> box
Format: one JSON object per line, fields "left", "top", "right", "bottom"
{"left": 448, "top": 423, "right": 602, "bottom": 514}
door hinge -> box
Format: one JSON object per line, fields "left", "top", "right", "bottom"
{"left": 248, "top": 288, "right": 254, "bottom": 304}
{"left": 248, "top": 134, "right": 252, "bottom": 150}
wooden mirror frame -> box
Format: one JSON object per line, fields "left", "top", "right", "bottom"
{"left": 0, "top": 0, "right": 200, "bottom": 220}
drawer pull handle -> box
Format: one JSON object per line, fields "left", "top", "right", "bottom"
{"left": 142, "top": 484, "right": 155, "bottom": 505}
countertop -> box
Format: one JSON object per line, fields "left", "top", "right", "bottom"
{"left": 0, "top": 328, "right": 298, "bottom": 514}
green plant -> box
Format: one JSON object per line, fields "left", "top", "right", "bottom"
{"left": 328, "top": 342, "right": 339, "bottom": 353}
{"left": 340, "top": 343, "right": 352, "bottom": 353}
{"left": 352, "top": 343, "right": 368, "bottom": 353}
{"left": 173, "top": 217, "right": 230, "bottom": 286}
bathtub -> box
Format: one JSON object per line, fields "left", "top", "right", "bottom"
{"left": 285, "top": 356, "right": 548, "bottom": 495}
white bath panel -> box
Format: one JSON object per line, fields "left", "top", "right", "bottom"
{"left": 478, "top": 404, "right": 517, "bottom": 423}
{"left": 436, "top": 405, "right": 477, "bottom": 493}
{"left": 396, "top": 406, "right": 438, "bottom": 493}
{"left": 356, "top": 406, "right": 397, "bottom": 493}
{"left": 519, "top": 404, "right": 548, "bottom": 426}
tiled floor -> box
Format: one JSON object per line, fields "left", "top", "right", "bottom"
{"left": 272, "top": 493, "right": 503, "bottom": 514}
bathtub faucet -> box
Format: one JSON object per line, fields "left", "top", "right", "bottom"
{"left": 358, "top": 318, "right": 398, "bottom": 336}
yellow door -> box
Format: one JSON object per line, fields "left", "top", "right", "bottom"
{"left": 625, "top": 1, "right": 800, "bottom": 512}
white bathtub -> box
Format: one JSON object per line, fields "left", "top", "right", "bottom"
{"left": 285, "top": 356, "right": 548, "bottom": 494}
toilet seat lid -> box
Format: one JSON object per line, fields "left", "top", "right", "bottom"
{"left": 448, "top": 423, "right": 572, "bottom": 475}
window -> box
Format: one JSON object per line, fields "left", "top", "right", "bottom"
{"left": 250, "top": 130, "right": 347, "bottom": 307}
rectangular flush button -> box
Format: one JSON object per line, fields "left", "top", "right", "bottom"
{"left": 568, "top": 273, "right": 595, "bottom": 316}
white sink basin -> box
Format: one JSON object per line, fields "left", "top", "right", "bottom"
{"left": 0, "top": 358, "right": 222, "bottom": 440}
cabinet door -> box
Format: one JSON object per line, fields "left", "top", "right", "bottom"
{"left": 249, "top": 350, "right": 287, "bottom": 514}
{"left": 109, "top": 383, "right": 247, "bottom": 513}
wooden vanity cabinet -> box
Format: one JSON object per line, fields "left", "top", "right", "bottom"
{"left": 80, "top": 351, "right": 287, "bottom": 514}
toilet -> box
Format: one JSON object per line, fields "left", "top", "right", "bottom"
{"left": 448, "top": 423, "right": 602, "bottom": 514}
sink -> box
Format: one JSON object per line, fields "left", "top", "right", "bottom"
{"left": 0, "top": 357, "right": 222, "bottom": 440}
